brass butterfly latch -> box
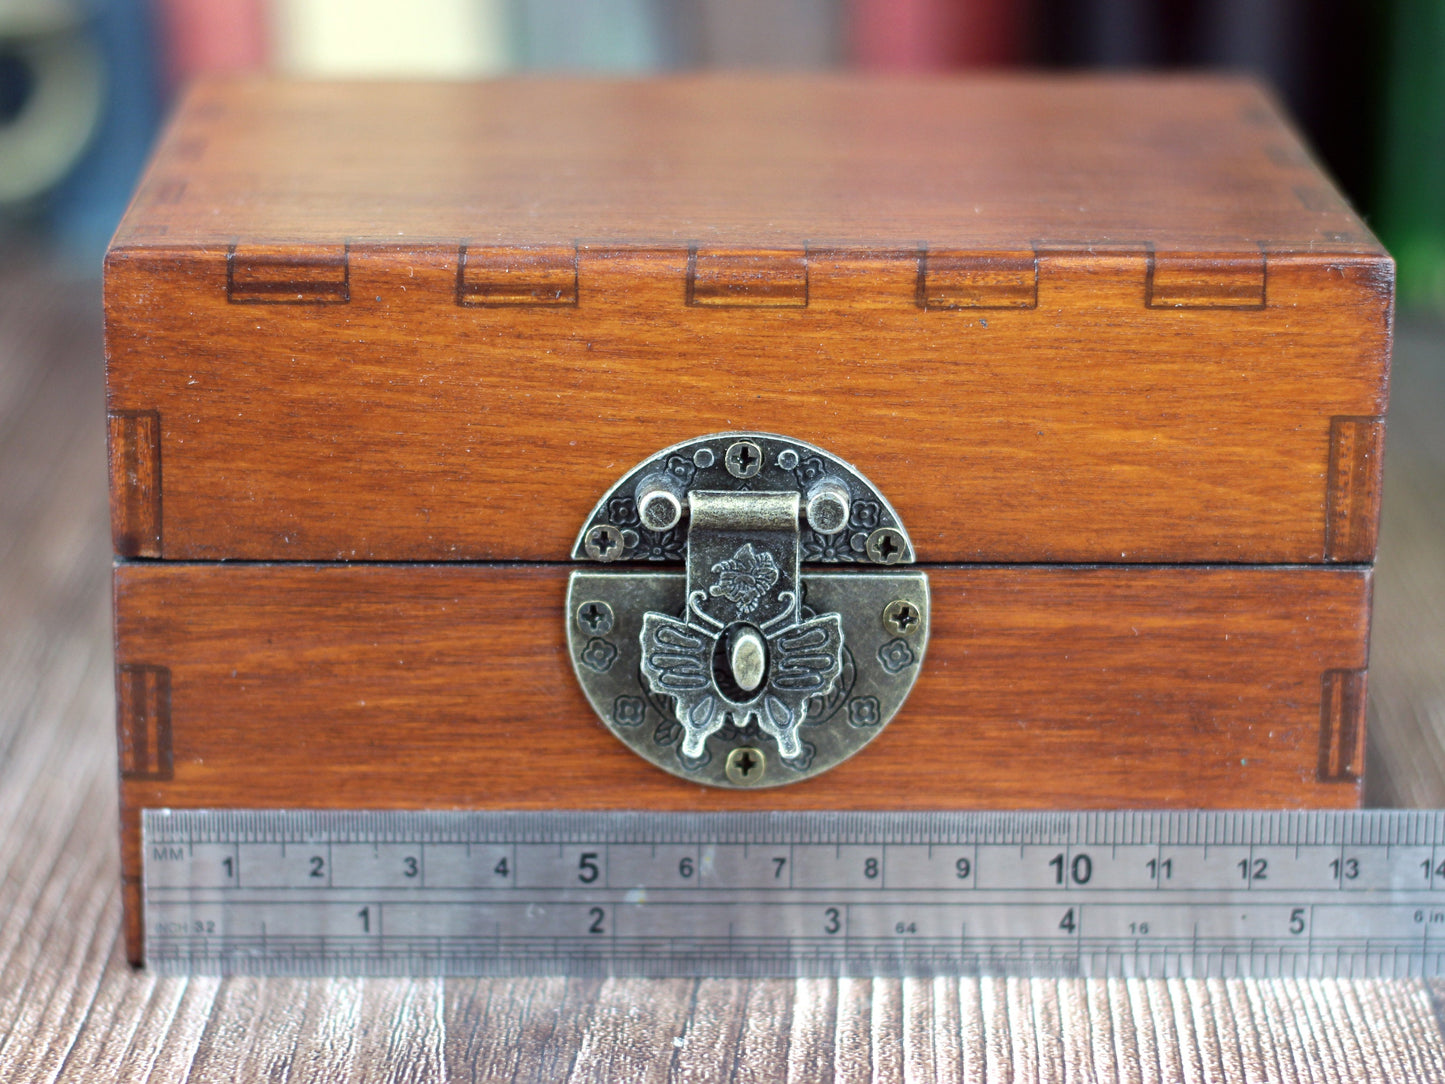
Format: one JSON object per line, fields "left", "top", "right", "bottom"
{"left": 567, "top": 433, "right": 929, "bottom": 788}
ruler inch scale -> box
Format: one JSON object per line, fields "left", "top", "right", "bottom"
{"left": 143, "top": 809, "right": 1445, "bottom": 979}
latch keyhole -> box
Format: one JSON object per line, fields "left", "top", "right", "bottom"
{"left": 712, "top": 623, "right": 770, "bottom": 702}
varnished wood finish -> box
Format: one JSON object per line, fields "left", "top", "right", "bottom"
{"left": 115, "top": 77, "right": 1382, "bottom": 252}
{"left": 115, "top": 561, "right": 1371, "bottom": 961}
{"left": 104, "top": 76, "right": 1392, "bottom": 564}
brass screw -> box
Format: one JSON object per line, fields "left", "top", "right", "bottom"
{"left": 883, "top": 599, "right": 921, "bottom": 635}
{"left": 866, "top": 528, "right": 907, "bottom": 564}
{"left": 584, "top": 524, "right": 624, "bottom": 562}
{"left": 725, "top": 746, "right": 766, "bottom": 785}
{"left": 576, "top": 600, "right": 615, "bottom": 635}
{"left": 725, "top": 440, "right": 763, "bottom": 479}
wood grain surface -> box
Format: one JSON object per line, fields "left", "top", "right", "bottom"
{"left": 104, "top": 76, "right": 1392, "bottom": 564}
{"left": 8, "top": 251, "right": 1445, "bottom": 1081}
{"left": 115, "top": 76, "right": 1382, "bottom": 251}
{"left": 112, "top": 562, "right": 1372, "bottom": 814}
{"left": 112, "top": 561, "right": 1371, "bottom": 962}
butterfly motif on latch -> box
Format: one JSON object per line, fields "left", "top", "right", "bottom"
{"left": 639, "top": 603, "right": 844, "bottom": 762}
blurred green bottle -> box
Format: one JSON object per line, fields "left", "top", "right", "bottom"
{"left": 1377, "top": 0, "right": 1445, "bottom": 311}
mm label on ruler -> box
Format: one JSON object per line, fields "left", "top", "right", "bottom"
{"left": 143, "top": 809, "right": 1445, "bottom": 978}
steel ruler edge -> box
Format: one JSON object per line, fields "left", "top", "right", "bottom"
{"left": 142, "top": 808, "right": 1445, "bottom": 979}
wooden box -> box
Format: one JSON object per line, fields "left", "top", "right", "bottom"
{"left": 107, "top": 75, "right": 1391, "bottom": 963}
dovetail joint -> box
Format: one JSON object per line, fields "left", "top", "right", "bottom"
{"left": 1318, "top": 668, "right": 1366, "bottom": 783}
{"left": 117, "top": 664, "right": 173, "bottom": 780}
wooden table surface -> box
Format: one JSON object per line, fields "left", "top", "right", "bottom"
{"left": 3, "top": 245, "right": 1444, "bottom": 1081}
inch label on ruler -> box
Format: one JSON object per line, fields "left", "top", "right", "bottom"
{"left": 142, "top": 809, "right": 1445, "bottom": 978}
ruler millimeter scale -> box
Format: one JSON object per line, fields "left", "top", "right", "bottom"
{"left": 143, "top": 809, "right": 1445, "bottom": 978}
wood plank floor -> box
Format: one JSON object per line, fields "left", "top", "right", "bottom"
{"left": 3, "top": 245, "right": 1445, "bottom": 1081}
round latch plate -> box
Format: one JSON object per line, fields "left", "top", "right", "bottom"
{"left": 566, "top": 432, "right": 929, "bottom": 788}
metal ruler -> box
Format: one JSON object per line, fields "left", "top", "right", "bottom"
{"left": 143, "top": 809, "right": 1445, "bottom": 978}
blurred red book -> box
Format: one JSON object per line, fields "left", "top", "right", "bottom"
{"left": 850, "top": 0, "right": 1023, "bottom": 68}
{"left": 155, "top": 0, "right": 269, "bottom": 88}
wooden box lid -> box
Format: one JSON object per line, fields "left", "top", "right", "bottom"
{"left": 104, "top": 75, "right": 1391, "bottom": 564}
